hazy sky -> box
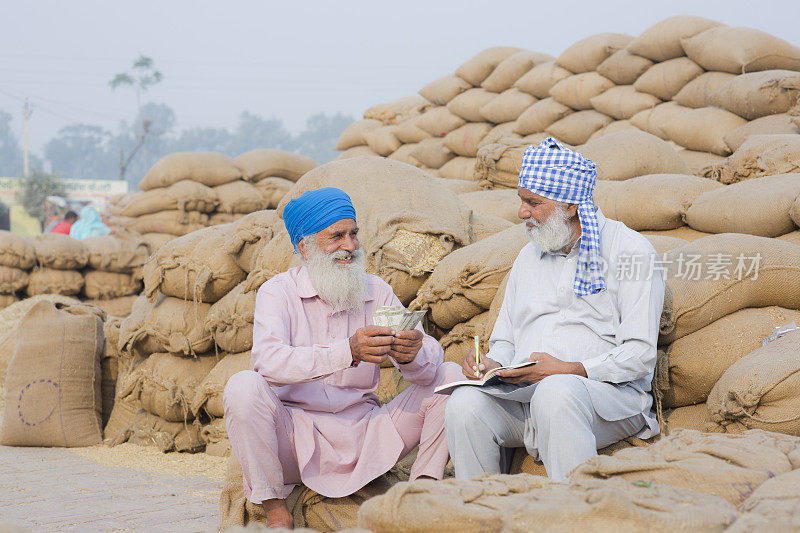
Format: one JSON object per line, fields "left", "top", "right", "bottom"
{"left": 2, "top": 0, "right": 799, "bottom": 153}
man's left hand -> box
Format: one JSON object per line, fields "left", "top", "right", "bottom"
{"left": 389, "top": 329, "right": 423, "bottom": 364}
{"left": 495, "top": 352, "right": 587, "bottom": 385}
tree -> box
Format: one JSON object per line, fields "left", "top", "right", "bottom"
{"left": 19, "top": 171, "right": 66, "bottom": 226}
{"left": 111, "top": 102, "right": 177, "bottom": 188}
{"left": 293, "top": 112, "right": 354, "bottom": 164}
{"left": 0, "top": 110, "right": 22, "bottom": 176}
{"left": 228, "top": 111, "right": 293, "bottom": 155}
{"left": 43, "top": 124, "right": 115, "bottom": 179}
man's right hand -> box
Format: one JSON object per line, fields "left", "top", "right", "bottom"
{"left": 461, "top": 350, "right": 501, "bottom": 380}
{"left": 350, "top": 326, "right": 395, "bottom": 364}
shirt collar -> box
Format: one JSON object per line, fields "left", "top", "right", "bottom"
{"left": 295, "top": 264, "right": 377, "bottom": 302}
{"left": 536, "top": 206, "right": 606, "bottom": 259}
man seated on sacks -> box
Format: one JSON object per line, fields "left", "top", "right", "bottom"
{"left": 224, "top": 187, "right": 461, "bottom": 528}
{"left": 445, "top": 138, "right": 665, "bottom": 482}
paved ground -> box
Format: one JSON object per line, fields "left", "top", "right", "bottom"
{"left": 0, "top": 445, "right": 222, "bottom": 532}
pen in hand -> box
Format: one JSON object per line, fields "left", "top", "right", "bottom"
{"left": 474, "top": 335, "right": 480, "bottom": 377}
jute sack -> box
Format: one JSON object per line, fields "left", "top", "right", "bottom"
{"left": 594, "top": 173, "right": 720, "bottom": 230}
{"left": 393, "top": 115, "right": 431, "bottom": 144}
{"left": 681, "top": 26, "right": 800, "bottom": 74}
{"left": 663, "top": 306, "right": 800, "bottom": 408}
{"left": 641, "top": 226, "right": 712, "bottom": 241}
{"left": 335, "top": 119, "right": 381, "bottom": 151}
{"left": 442, "top": 123, "right": 493, "bottom": 157}
{"left": 375, "top": 366, "right": 412, "bottom": 405}
{"left": 410, "top": 224, "right": 527, "bottom": 331}
{"left": 0, "top": 293, "right": 18, "bottom": 310}
{"left": 0, "top": 265, "right": 28, "bottom": 294}
{"left": 419, "top": 74, "right": 471, "bottom": 106}
{"left": 140, "top": 152, "right": 243, "bottom": 190}
{"left": 546, "top": 110, "right": 613, "bottom": 145}
{"left": 335, "top": 145, "right": 378, "bottom": 159}
{"left": 143, "top": 225, "right": 246, "bottom": 303}
{"left": 436, "top": 178, "right": 480, "bottom": 195}
{"left": 478, "top": 89, "right": 536, "bottom": 124}
{"left": 214, "top": 181, "right": 268, "bottom": 214}
{"left": 0, "top": 301, "right": 104, "bottom": 447}
{"left": 363, "top": 95, "right": 431, "bottom": 125}
{"left": 82, "top": 235, "right": 149, "bottom": 273}
{"left": 364, "top": 125, "right": 402, "bottom": 156}
{"left": 596, "top": 50, "right": 653, "bottom": 85}
{"left": 128, "top": 210, "right": 208, "bottom": 236}
{"left": 708, "top": 328, "right": 800, "bottom": 436}
{"left": 673, "top": 71, "right": 736, "bottom": 108}
{"left": 253, "top": 177, "right": 294, "bottom": 209}
{"left": 686, "top": 173, "right": 800, "bottom": 236}
{"left": 723, "top": 114, "right": 800, "bottom": 153}
{"left": 234, "top": 149, "right": 316, "bottom": 183}
{"left": 664, "top": 403, "right": 717, "bottom": 433}
{"left": 703, "top": 134, "right": 800, "bottom": 184}
{"left": 358, "top": 474, "right": 736, "bottom": 533}
{"left": 586, "top": 120, "right": 639, "bottom": 141}
{"left": 589, "top": 86, "right": 660, "bottom": 121}
{"left": 458, "top": 189, "right": 523, "bottom": 224}
{"left": 191, "top": 351, "right": 250, "bottom": 418}
{"left": 83, "top": 271, "right": 142, "bottom": 299}
{"left": 633, "top": 57, "right": 704, "bottom": 101}
{"left": 207, "top": 281, "right": 256, "bottom": 354}
{"left": 642, "top": 234, "right": 688, "bottom": 254}
{"left": 208, "top": 213, "right": 246, "bottom": 226}
{"left": 109, "top": 408, "right": 204, "bottom": 453}
{"left": 101, "top": 317, "right": 122, "bottom": 427}
{"left": 481, "top": 50, "right": 554, "bottom": 93}
{"left": 474, "top": 140, "right": 529, "bottom": 189}
{"left": 513, "top": 97, "right": 573, "bottom": 135}
{"left": 118, "top": 294, "right": 213, "bottom": 357}
{"left": 455, "top": 46, "right": 521, "bottom": 86}
{"left": 625, "top": 15, "right": 724, "bottom": 62}
{"left": 25, "top": 267, "right": 83, "bottom": 296}
{"left": 514, "top": 61, "right": 572, "bottom": 99}
{"left": 415, "top": 106, "right": 466, "bottom": 137}
{"left": 243, "top": 224, "right": 301, "bottom": 293}
{"left": 477, "top": 122, "right": 521, "bottom": 150}
{"left": 571, "top": 428, "right": 800, "bottom": 506}
{"left": 412, "top": 137, "right": 455, "bottom": 169}
{"left": 576, "top": 131, "right": 691, "bottom": 181}
{"left": 469, "top": 214, "right": 514, "bottom": 242}
{"left": 549, "top": 72, "right": 615, "bottom": 110}
{"left": 728, "top": 469, "right": 800, "bottom": 533}
{"left": 630, "top": 101, "right": 692, "bottom": 140}
{"left": 225, "top": 210, "right": 280, "bottom": 274}
{"left": 0, "top": 230, "right": 35, "bottom": 269}
{"left": 677, "top": 149, "right": 726, "bottom": 175}
{"left": 509, "top": 436, "right": 652, "bottom": 476}
{"left": 140, "top": 232, "right": 175, "bottom": 253}
{"left": 555, "top": 32, "right": 633, "bottom": 73}
{"left": 662, "top": 106, "right": 747, "bottom": 156}
{"left": 447, "top": 89, "right": 498, "bottom": 123}
{"left": 201, "top": 418, "right": 231, "bottom": 457}
{"left": 31, "top": 233, "right": 87, "bottom": 270}
{"left": 119, "top": 352, "right": 219, "bottom": 422}
{"left": 121, "top": 180, "right": 219, "bottom": 217}
{"left": 84, "top": 296, "right": 138, "bottom": 318}
{"left": 778, "top": 230, "right": 800, "bottom": 247}
{"left": 658, "top": 234, "right": 800, "bottom": 344}
{"left": 438, "top": 157, "right": 477, "bottom": 181}
{"left": 709, "top": 70, "right": 800, "bottom": 120}
{"left": 387, "top": 143, "right": 422, "bottom": 167}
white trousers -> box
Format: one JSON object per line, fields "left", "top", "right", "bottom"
{"left": 444, "top": 374, "right": 646, "bottom": 481}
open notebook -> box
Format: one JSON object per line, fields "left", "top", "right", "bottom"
{"left": 434, "top": 361, "right": 537, "bottom": 394}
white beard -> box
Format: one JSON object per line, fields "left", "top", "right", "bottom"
{"left": 302, "top": 236, "right": 367, "bottom": 313}
{"left": 526, "top": 205, "right": 577, "bottom": 254}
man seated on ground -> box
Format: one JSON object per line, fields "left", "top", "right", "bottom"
{"left": 224, "top": 187, "right": 461, "bottom": 528}
{"left": 50, "top": 210, "right": 78, "bottom": 235}
{"left": 445, "top": 138, "right": 665, "bottom": 482}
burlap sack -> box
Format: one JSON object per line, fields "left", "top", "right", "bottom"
{"left": 474, "top": 140, "right": 528, "bottom": 189}
{"left": 0, "top": 265, "right": 28, "bottom": 294}
{"left": 586, "top": 120, "right": 640, "bottom": 141}
{"left": 704, "top": 134, "right": 800, "bottom": 184}
{"left": 641, "top": 226, "right": 712, "bottom": 241}
{"left": 208, "top": 213, "right": 246, "bottom": 226}
{"left": 226, "top": 210, "right": 280, "bottom": 274}
{"left": 387, "top": 143, "right": 421, "bottom": 167}
{"left": 659, "top": 234, "right": 800, "bottom": 344}
{"left": 663, "top": 306, "right": 800, "bottom": 408}
{"left": 364, "top": 95, "right": 431, "bottom": 125}
{"left": 728, "top": 469, "right": 800, "bottom": 532}
{"left": 207, "top": 282, "right": 255, "bottom": 354}
{"left": 709, "top": 70, "right": 800, "bottom": 121}
{"left": 234, "top": 149, "right": 316, "bottom": 183}
{"left": 677, "top": 149, "right": 726, "bottom": 175}
{"left": 477, "top": 122, "right": 521, "bottom": 150}
{"left": 509, "top": 436, "right": 652, "bottom": 477}
{"left": 555, "top": 32, "right": 632, "bottom": 73}
{"left": 455, "top": 47, "right": 521, "bottom": 86}
{"left": 25, "top": 267, "right": 83, "bottom": 296}
{"left": 438, "top": 157, "right": 477, "bottom": 181}
{"left": 708, "top": 329, "right": 800, "bottom": 436}
{"left": 630, "top": 101, "right": 692, "bottom": 141}
{"left": 364, "top": 125, "right": 402, "bottom": 156}
{"left": 109, "top": 408, "right": 205, "bottom": 453}
{"left": 410, "top": 224, "right": 527, "bottom": 330}
{"left": 577, "top": 131, "right": 691, "bottom": 181}
{"left": 243, "top": 225, "right": 301, "bottom": 294}
{"left": 723, "top": 114, "right": 799, "bottom": 153}
{"left": 0, "top": 293, "right": 19, "bottom": 310}
{"left": 589, "top": 86, "right": 660, "bottom": 121}
{"left": 143, "top": 225, "right": 246, "bottom": 303}
{"left": 681, "top": 26, "right": 800, "bottom": 74}
{"left": 469, "top": 214, "right": 514, "bottom": 243}
{"left": 442, "top": 123, "right": 493, "bottom": 157}
{"left": 335, "top": 119, "right": 381, "bottom": 151}
{"left": 84, "top": 296, "right": 138, "bottom": 318}
{"left": 336, "top": 145, "right": 378, "bottom": 159}
{"left": 119, "top": 294, "right": 213, "bottom": 357}
{"left": 672, "top": 71, "right": 736, "bottom": 109}
{"left": 212, "top": 181, "right": 268, "bottom": 215}
{"left": 663, "top": 403, "right": 715, "bottom": 433}
{"left": 662, "top": 107, "right": 747, "bottom": 156}
{"left": 549, "top": 72, "right": 615, "bottom": 111}
{"left": 546, "top": 110, "right": 613, "bottom": 145}
{"left": 129, "top": 210, "right": 209, "bottom": 236}
{"left": 82, "top": 235, "right": 149, "bottom": 274}
{"left": 513, "top": 97, "right": 573, "bottom": 135}
{"left": 31, "top": 233, "right": 87, "bottom": 270}
{"left": 201, "top": 418, "right": 231, "bottom": 457}
{"left": 0, "top": 328, "right": 16, "bottom": 392}
{"left": 121, "top": 180, "right": 219, "bottom": 218}
{"left": 412, "top": 137, "right": 455, "bottom": 169}
{"left": 594, "top": 173, "right": 720, "bottom": 230}
{"left": 252, "top": 177, "right": 294, "bottom": 209}
{"left": 419, "top": 74, "right": 472, "bottom": 106}
{"left": 458, "top": 189, "right": 523, "bottom": 224}
{"left": 434, "top": 178, "right": 480, "bottom": 196}
{"left": 478, "top": 50, "right": 550, "bottom": 91}
{"left": 0, "top": 230, "right": 35, "bottom": 269}
{"left": 191, "top": 351, "right": 250, "bottom": 418}
{"left": 626, "top": 15, "right": 724, "bottom": 62}
{"left": 595, "top": 50, "right": 652, "bottom": 85}
{"left": 0, "top": 301, "right": 104, "bottom": 446}
{"left": 100, "top": 317, "right": 122, "bottom": 427}
{"left": 633, "top": 57, "right": 704, "bottom": 101}
{"left": 359, "top": 474, "right": 736, "bottom": 533}
{"left": 447, "top": 89, "right": 498, "bottom": 123}
{"left": 83, "top": 270, "right": 141, "bottom": 300}
{"left": 642, "top": 234, "right": 688, "bottom": 254}
{"left": 140, "top": 152, "right": 243, "bottom": 190}
{"left": 778, "top": 230, "right": 800, "bottom": 247}
{"left": 393, "top": 115, "right": 431, "bottom": 144}
{"left": 102, "top": 393, "right": 143, "bottom": 443}
{"left": 514, "top": 61, "right": 572, "bottom": 99}
{"left": 478, "top": 89, "right": 536, "bottom": 124}
{"left": 416, "top": 106, "right": 466, "bottom": 137}
{"left": 140, "top": 232, "right": 175, "bottom": 253}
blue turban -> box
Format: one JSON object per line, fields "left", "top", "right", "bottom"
{"left": 283, "top": 187, "right": 357, "bottom": 250}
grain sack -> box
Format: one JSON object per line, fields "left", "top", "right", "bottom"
{"left": 191, "top": 351, "right": 251, "bottom": 418}
{"left": 129, "top": 210, "right": 208, "bottom": 236}
{"left": 556, "top": 32, "right": 632, "bottom": 73}
{"left": 412, "top": 137, "right": 455, "bottom": 169}
{"left": 110, "top": 409, "right": 204, "bottom": 453}
{"left": 364, "top": 95, "right": 431, "bottom": 125}
{"left": 626, "top": 15, "right": 724, "bottom": 62}
{"left": 121, "top": 180, "right": 219, "bottom": 218}
{"left": 410, "top": 224, "right": 527, "bottom": 330}
{"left": 659, "top": 234, "right": 800, "bottom": 344}
{"left": 572, "top": 428, "right": 800, "bottom": 505}
{"left": 375, "top": 366, "right": 411, "bottom": 405}
{"left": 358, "top": 474, "right": 736, "bottom": 533}
{"left": 642, "top": 234, "right": 688, "bottom": 254}
{"left": 335, "top": 119, "right": 381, "bottom": 151}
{"left": 481, "top": 50, "right": 554, "bottom": 93}
{"left": 435, "top": 178, "right": 480, "bottom": 196}
{"left": 416, "top": 106, "right": 466, "bottom": 137}
{"left": 83, "top": 271, "right": 141, "bottom": 300}
{"left": 101, "top": 317, "right": 122, "bottom": 427}
{"left": 641, "top": 227, "right": 712, "bottom": 241}
{"left": 438, "top": 157, "right": 477, "bottom": 181}
{"left": 201, "top": 418, "right": 230, "bottom": 457}
{"left": 226, "top": 210, "right": 280, "bottom": 274}
{"left": 455, "top": 46, "right": 521, "bottom": 86}
{"left": 140, "top": 152, "right": 242, "bottom": 190}
{"left": 513, "top": 97, "right": 573, "bottom": 135}
{"left": 704, "top": 134, "right": 800, "bottom": 184}
{"left": 589, "top": 86, "right": 660, "bottom": 120}
{"left": 549, "top": 72, "right": 615, "bottom": 111}
{"left": 0, "top": 230, "right": 35, "bottom": 269}
{"left": 243, "top": 225, "right": 301, "bottom": 293}
{"left": 709, "top": 70, "right": 800, "bottom": 120}
{"left": 662, "top": 107, "right": 747, "bottom": 156}
{"left": 208, "top": 213, "right": 247, "bottom": 225}
{"left": 252, "top": 176, "right": 294, "bottom": 209}
{"left": 235, "top": 149, "right": 316, "bottom": 183}
{"left": 386, "top": 143, "right": 420, "bottom": 168}
{"left": 419, "top": 74, "right": 472, "bottom": 105}
{"left": 143, "top": 225, "right": 246, "bottom": 303}
{"left": 447, "top": 89, "right": 498, "bottom": 123}
{"left": 682, "top": 26, "right": 800, "bottom": 74}
{"left": 31, "top": 233, "right": 87, "bottom": 270}
{"left": 509, "top": 437, "right": 652, "bottom": 477}
{"left": 594, "top": 173, "right": 720, "bottom": 230}
{"left": 441, "top": 311, "right": 492, "bottom": 364}
{"left": 364, "top": 125, "right": 402, "bottom": 156}
{"left": 0, "top": 327, "right": 17, "bottom": 389}
{"left": 576, "top": 131, "right": 691, "bottom": 181}
{"left": 0, "top": 266, "right": 27, "bottom": 294}
{"left": 479, "top": 89, "right": 536, "bottom": 124}
{"left": 85, "top": 296, "right": 138, "bottom": 318}
{"left": 82, "top": 235, "right": 149, "bottom": 274}
{"left": 728, "top": 469, "right": 800, "bottom": 532}
{"left": 0, "top": 301, "right": 104, "bottom": 447}
{"left": 514, "top": 61, "right": 572, "bottom": 99}
{"left": 442, "top": 123, "right": 493, "bottom": 157}
{"left": 663, "top": 306, "right": 800, "bottom": 408}
{"left": 630, "top": 101, "right": 692, "bottom": 140}
{"left": 586, "top": 120, "right": 639, "bottom": 141}
{"left": 336, "top": 145, "right": 378, "bottom": 159}
{"left": 672, "top": 71, "right": 736, "bottom": 109}
{"left": 210, "top": 180, "right": 267, "bottom": 214}
{"left": 664, "top": 404, "right": 717, "bottom": 433}
{"left": 474, "top": 140, "right": 529, "bottom": 189}
{"left": 393, "top": 115, "right": 431, "bottom": 144}
{"left": 140, "top": 232, "right": 174, "bottom": 253}
{"left": 723, "top": 115, "right": 799, "bottom": 153}
{"left": 546, "top": 110, "right": 613, "bottom": 145}
{"left": 596, "top": 50, "right": 653, "bottom": 85}
{"left": 207, "top": 282, "right": 255, "bottom": 354}
{"left": 0, "top": 293, "right": 19, "bottom": 310}
{"left": 469, "top": 214, "right": 514, "bottom": 242}
{"left": 25, "top": 267, "right": 83, "bottom": 296}
{"left": 633, "top": 58, "right": 704, "bottom": 101}
{"left": 778, "top": 230, "right": 800, "bottom": 247}
{"left": 119, "top": 295, "right": 213, "bottom": 357}
{"left": 708, "top": 329, "right": 800, "bottom": 436}
{"left": 677, "top": 149, "right": 726, "bottom": 175}
{"left": 459, "top": 189, "right": 523, "bottom": 224}
{"left": 477, "top": 122, "right": 521, "bottom": 150}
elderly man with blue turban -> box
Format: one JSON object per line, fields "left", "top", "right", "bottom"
{"left": 445, "top": 138, "right": 665, "bottom": 481}
{"left": 224, "top": 187, "right": 460, "bottom": 528}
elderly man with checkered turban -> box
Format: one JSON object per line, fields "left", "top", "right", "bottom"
{"left": 444, "top": 138, "right": 666, "bottom": 481}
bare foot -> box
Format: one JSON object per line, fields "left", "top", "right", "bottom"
{"left": 262, "top": 498, "right": 293, "bottom": 529}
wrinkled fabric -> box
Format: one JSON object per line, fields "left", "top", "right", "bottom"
{"left": 282, "top": 187, "right": 357, "bottom": 250}
{"left": 69, "top": 206, "right": 110, "bottom": 240}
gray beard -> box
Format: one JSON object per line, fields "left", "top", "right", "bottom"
{"left": 302, "top": 237, "right": 367, "bottom": 313}
{"left": 525, "top": 205, "right": 577, "bottom": 254}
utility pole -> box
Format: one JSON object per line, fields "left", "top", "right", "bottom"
{"left": 22, "top": 99, "right": 31, "bottom": 177}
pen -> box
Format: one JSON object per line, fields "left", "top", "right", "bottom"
{"left": 474, "top": 335, "right": 480, "bottom": 377}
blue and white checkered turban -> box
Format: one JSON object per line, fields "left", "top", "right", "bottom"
{"left": 518, "top": 137, "right": 605, "bottom": 296}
